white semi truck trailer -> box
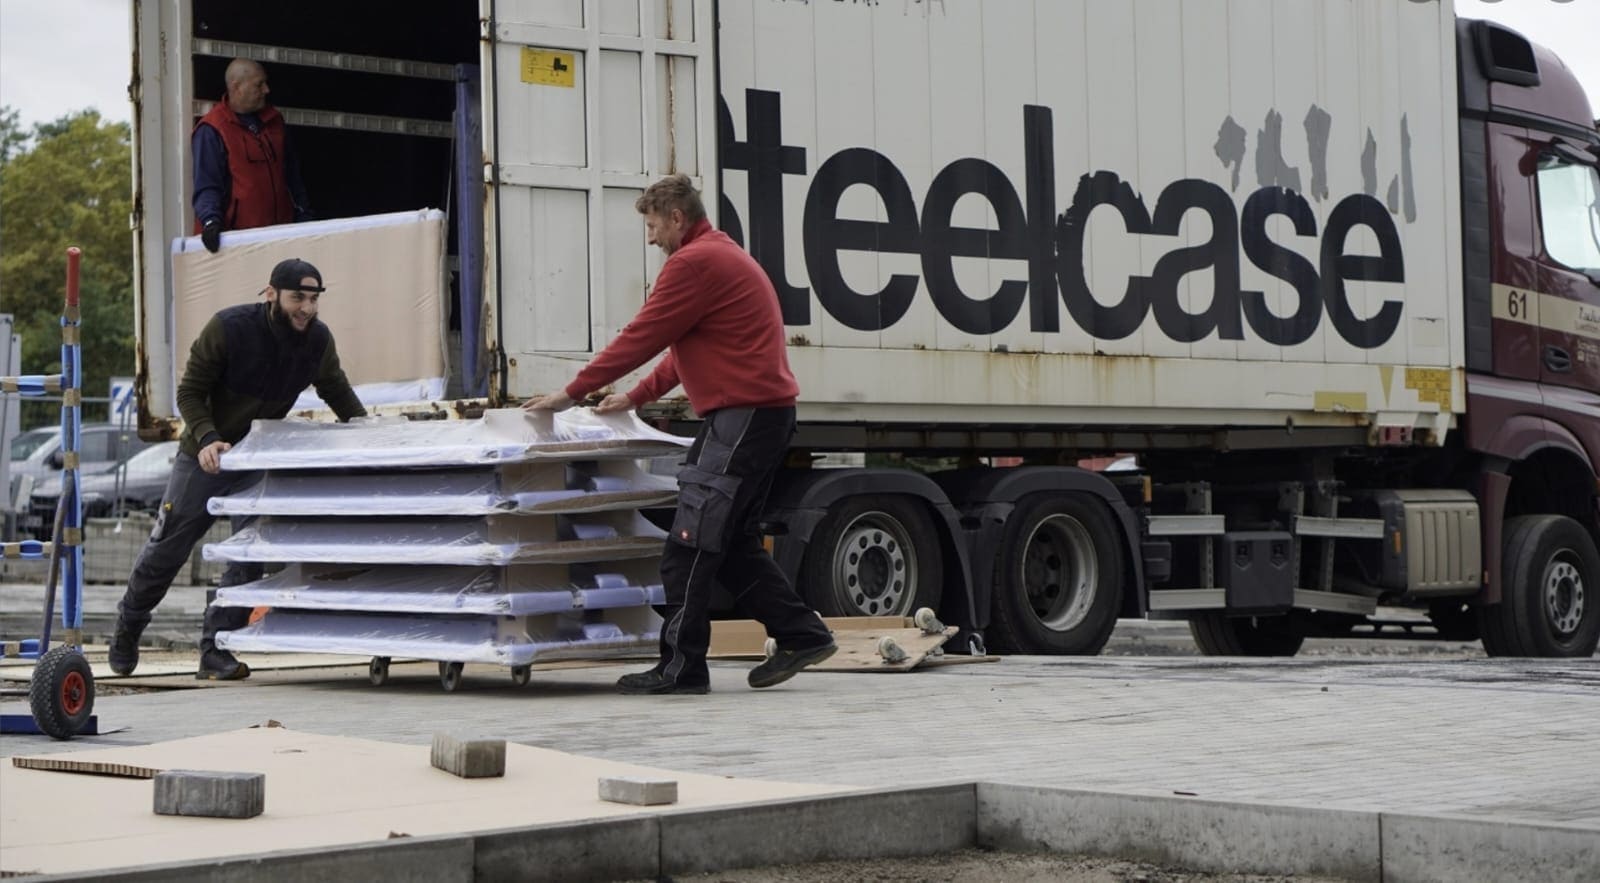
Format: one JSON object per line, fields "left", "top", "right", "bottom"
{"left": 132, "top": 0, "right": 1600, "bottom": 657}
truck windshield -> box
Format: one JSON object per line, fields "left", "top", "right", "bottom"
{"left": 1536, "top": 154, "right": 1600, "bottom": 276}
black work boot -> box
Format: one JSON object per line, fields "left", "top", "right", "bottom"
{"left": 108, "top": 621, "right": 142, "bottom": 676}
{"left": 616, "top": 669, "right": 709, "bottom": 695}
{"left": 747, "top": 640, "right": 838, "bottom": 689}
{"left": 196, "top": 648, "right": 251, "bottom": 681}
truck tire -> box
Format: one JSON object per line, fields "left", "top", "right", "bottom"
{"left": 986, "top": 493, "right": 1122, "bottom": 654}
{"left": 1478, "top": 515, "right": 1600, "bottom": 658}
{"left": 801, "top": 495, "right": 942, "bottom": 618}
{"left": 1188, "top": 614, "right": 1304, "bottom": 656}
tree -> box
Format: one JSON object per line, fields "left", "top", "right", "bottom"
{"left": 0, "top": 107, "right": 134, "bottom": 429}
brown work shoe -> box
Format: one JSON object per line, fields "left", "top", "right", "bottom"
{"left": 747, "top": 641, "right": 837, "bottom": 689}
{"left": 196, "top": 649, "right": 251, "bottom": 681}
{"left": 108, "top": 621, "right": 141, "bottom": 676}
{"left": 616, "top": 669, "right": 709, "bottom": 694}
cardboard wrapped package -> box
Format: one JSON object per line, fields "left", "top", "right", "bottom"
{"left": 168, "top": 210, "right": 448, "bottom": 411}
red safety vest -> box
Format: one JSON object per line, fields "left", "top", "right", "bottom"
{"left": 193, "top": 101, "right": 293, "bottom": 232}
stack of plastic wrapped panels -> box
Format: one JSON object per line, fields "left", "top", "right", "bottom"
{"left": 202, "top": 408, "right": 689, "bottom": 690}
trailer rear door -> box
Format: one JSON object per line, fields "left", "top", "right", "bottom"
{"left": 483, "top": 0, "right": 717, "bottom": 401}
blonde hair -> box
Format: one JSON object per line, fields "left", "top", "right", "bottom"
{"left": 635, "top": 174, "right": 706, "bottom": 223}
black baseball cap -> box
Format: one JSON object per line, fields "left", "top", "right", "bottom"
{"left": 269, "top": 258, "right": 325, "bottom": 292}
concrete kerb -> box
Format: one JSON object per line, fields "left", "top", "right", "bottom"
{"left": 978, "top": 782, "right": 1381, "bottom": 881}
{"left": 10, "top": 782, "right": 1600, "bottom": 882}
{"left": 1380, "top": 812, "right": 1600, "bottom": 883}
{"left": 10, "top": 833, "right": 477, "bottom": 883}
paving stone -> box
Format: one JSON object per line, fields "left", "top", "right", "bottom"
{"left": 599, "top": 775, "right": 677, "bottom": 806}
{"left": 152, "top": 770, "right": 265, "bottom": 819}
{"left": 431, "top": 733, "right": 506, "bottom": 778}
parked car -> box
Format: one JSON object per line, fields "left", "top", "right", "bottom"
{"left": 20, "top": 441, "right": 177, "bottom": 538}
{"left": 7, "top": 423, "right": 151, "bottom": 505}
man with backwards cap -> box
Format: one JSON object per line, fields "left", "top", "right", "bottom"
{"left": 108, "top": 258, "right": 366, "bottom": 680}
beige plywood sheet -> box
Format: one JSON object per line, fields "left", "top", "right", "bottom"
{"left": 0, "top": 727, "right": 854, "bottom": 877}
{"left": 710, "top": 616, "right": 997, "bottom": 672}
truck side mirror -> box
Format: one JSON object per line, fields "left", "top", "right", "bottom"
{"left": 1552, "top": 143, "right": 1596, "bottom": 167}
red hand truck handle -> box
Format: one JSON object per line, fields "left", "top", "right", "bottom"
{"left": 65, "top": 247, "right": 81, "bottom": 307}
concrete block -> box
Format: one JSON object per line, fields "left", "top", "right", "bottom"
{"left": 599, "top": 775, "right": 678, "bottom": 806}
{"left": 430, "top": 733, "right": 506, "bottom": 778}
{"left": 475, "top": 816, "right": 661, "bottom": 883}
{"left": 977, "top": 783, "right": 1379, "bottom": 883}
{"left": 152, "top": 770, "right": 265, "bottom": 819}
{"left": 661, "top": 784, "right": 975, "bottom": 876}
{"left": 1382, "top": 812, "right": 1600, "bottom": 883}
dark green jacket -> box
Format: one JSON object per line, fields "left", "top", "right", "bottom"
{"left": 177, "top": 302, "right": 366, "bottom": 456}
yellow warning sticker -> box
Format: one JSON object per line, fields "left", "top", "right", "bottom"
{"left": 1404, "top": 367, "right": 1452, "bottom": 409}
{"left": 521, "top": 48, "right": 575, "bottom": 87}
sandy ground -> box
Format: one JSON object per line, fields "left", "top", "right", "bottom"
{"left": 628, "top": 849, "right": 1351, "bottom": 882}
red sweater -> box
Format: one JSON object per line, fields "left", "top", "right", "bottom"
{"left": 567, "top": 218, "right": 799, "bottom": 413}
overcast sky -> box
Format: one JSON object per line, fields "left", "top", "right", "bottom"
{"left": 1, "top": 0, "right": 1597, "bottom": 129}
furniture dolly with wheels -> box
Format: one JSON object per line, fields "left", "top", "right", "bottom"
{"left": 1, "top": 247, "right": 100, "bottom": 740}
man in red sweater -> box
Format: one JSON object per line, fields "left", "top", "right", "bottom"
{"left": 524, "top": 174, "right": 835, "bottom": 694}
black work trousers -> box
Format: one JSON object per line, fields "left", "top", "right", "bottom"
{"left": 656, "top": 406, "right": 832, "bottom": 687}
{"left": 116, "top": 451, "right": 264, "bottom": 653}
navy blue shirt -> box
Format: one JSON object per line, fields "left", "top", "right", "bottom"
{"left": 192, "top": 111, "right": 312, "bottom": 228}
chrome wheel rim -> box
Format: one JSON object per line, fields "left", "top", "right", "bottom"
{"left": 1544, "top": 555, "right": 1585, "bottom": 636}
{"left": 1021, "top": 513, "right": 1097, "bottom": 631}
{"left": 833, "top": 512, "right": 915, "bottom": 616}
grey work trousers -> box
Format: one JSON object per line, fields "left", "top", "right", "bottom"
{"left": 116, "top": 451, "right": 264, "bottom": 653}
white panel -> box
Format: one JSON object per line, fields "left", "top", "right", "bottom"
{"left": 982, "top": 2, "right": 1041, "bottom": 358}
{"left": 494, "top": 43, "right": 587, "bottom": 167}
{"left": 1035, "top": 0, "right": 1093, "bottom": 357}
{"left": 927, "top": 0, "right": 989, "bottom": 354}
{"left": 1227, "top": 0, "right": 1283, "bottom": 363}
{"left": 1082, "top": 0, "right": 1143, "bottom": 357}
{"left": 501, "top": 187, "right": 590, "bottom": 352}
{"left": 873, "top": 4, "right": 935, "bottom": 352}
{"left": 597, "top": 187, "right": 648, "bottom": 353}
{"left": 1390, "top": 0, "right": 1455, "bottom": 369}
{"left": 500, "top": 0, "right": 583, "bottom": 28}
{"left": 1132, "top": 0, "right": 1189, "bottom": 360}
{"left": 1177, "top": 0, "right": 1238, "bottom": 363}
{"left": 600, "top": 50, "right": 643, "bottom": 173}
{"left": 599, "top": 1, "right": 639, "bottom": 36}
{"left": 653, "top": 0, "right": 694, "bottom": 41}
{"left": 750, "top": 0, "right": 820, "bottom": 350}
{"left": 1268, "top": 0, "right": 1327, "bottom": 368}
{"left": 1327, "top": 0, "right": 1404, "bottom": 370}
{"left": 654, "top": 55, "right": 698, "bottom": 175}
{"left": 811, "top": 0, "right": 880, "bottom": 351}
{"left": 716, "top": 0, "right": 757, "bottom": 251}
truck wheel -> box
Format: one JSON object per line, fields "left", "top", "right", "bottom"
{"left": 986, "top": 493, "right": 1122, "bottom": 654}
{"left": 801, "top": 496, "right": 942, "bottom": 618}
{"left": 1188, "top": 614, "right": 1304, "bottom": 656}
{"left": 1479, "top": 515, "right": 1600, "bottom": 658}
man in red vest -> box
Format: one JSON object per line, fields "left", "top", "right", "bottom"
{"left": 192, "top": 59, "right": 311, "bottom": 253}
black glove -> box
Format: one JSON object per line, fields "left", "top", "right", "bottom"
{"left": 201, "top": 218, "right": 222, "bottom": 254}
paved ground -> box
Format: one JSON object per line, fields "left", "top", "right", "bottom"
{"left": 4, "top": 610, "right": 1597, "bottom": 833}
{"left": 5, "top": 579, "right": 1599, "bottom": 835}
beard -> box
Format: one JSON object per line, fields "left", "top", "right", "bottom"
{"left": 269, "top": 299, "right": 311, "bottom": 335}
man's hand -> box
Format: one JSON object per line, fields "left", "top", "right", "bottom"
{"left": 198, "top": 440, "right": 232, "bottom": 474}
{"left": 521, "top": 390, "right": 575, "bottom": 412}
{"left": 201, "top": 219, "right": 222, "bottom": 254}
{"left": 594, "top": 393, "right": 634, "bottom": 414}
